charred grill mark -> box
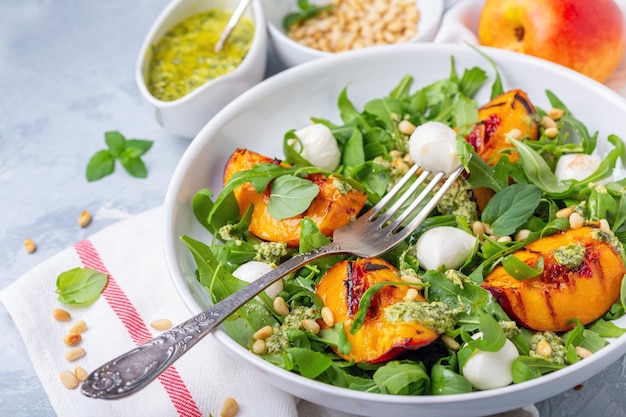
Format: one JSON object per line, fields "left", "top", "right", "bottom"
{"left": 364, "top": 262, "right": 390, "bottom": 271}
{"left": 344, "top": 260, "right": 357, "bottom": 317}
{"left": 513, "top": 91, "right": 534, "bottom": 115}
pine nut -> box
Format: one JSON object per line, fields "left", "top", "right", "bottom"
{"left": 400, "top": 275, "right": 422, "bottom": 285}
{"left": 404, "top": 288, "right": 419, "bottom": 301}
{"left": 541, "top": 115, "right": 558, "bottom": 129}
{"left": 301, "top": 319, "right": 320, "bottom": 335}
{"left": 472, "top": 221, "right": 485, "bottom": 238}
{"left": 600, "top": 219, "right": 611, "bottom": 233}
{"left": 321, "top": 306, "right": 335, "bottom": 328}
{"left": 78, "top": 210, "right": 92, "bottom": 228}
{"left": 253, "top": 325, "right": 273, "bottom": 340}
{"left": 60, "top": 370, "right": 79, "bottom": 389}
{"left": 497, "top": 236, "right": 512, "bottom": 243}
{"left": 65, "top": 347, "right": 86, "bottom": 362}
{"left": 220, "top": 397, "right": 239, "bottom": 417}
{"left": 150, "top": 318, "right": 172, "bottom": 331}
{"left": 507, "top": 128, "right": 522, "bottom": 140}
{"left": 389, "top": 149, "right": 402, "bottom": 158}
{"left": 74, "top": 365, "right": 88, "bottom": 381}
{"left": 441, "top": 334, "right": 461, "bottom": 351}
{"left": 547, "top": 108, "right": 565, "bottom": 120}
{"left": 69, "top": 320, "right": 87, "bottom": 334}
{"left": 569, "top": 212, "right": 584, "bottom": 229}
{"left": 63, "top": 333, "right": 82, "bottom": 346}
{"left": 24, "top": 238, "right": 37, "bottom": 253}
{"left": 482, "top": 222, "right": 494, "bottom": 235}
{"left": 398, "top": 120, "right": 416, "bottom": 135}
{"left": 273, "top": 296, "right": 290, "bottom": 317}
{"left": 536, "top": 339, "right": 552, "bottom": 358}
{"left": 252, "top": 339, "right": 266, "bottom": 355}
{"left": 556, "top": 206, "right": 575, "bottom": 218}
{"left": 52, "top": 308, "right": 71, "bottom": 322}
{"left": 544, "top": 127, "right": 559, "bottom": 139}
{"left": 575, "top": 346, "right": 593, "bottom": 359}
{"left": 515, "top": 229, "right": 531, "bottom": 241}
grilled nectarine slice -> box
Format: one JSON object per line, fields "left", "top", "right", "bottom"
{"left": 223, "top": 148, "right": 367, "bottom": 247}
{"left": 315, "top": 258, "right": 439, "bottom": 363}
{"left": 482, "top": 224, "right": 625, "bottom": 332}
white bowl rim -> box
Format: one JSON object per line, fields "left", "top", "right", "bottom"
{"left": 135, "top": 0, "right": 267, "bottom": 108}
{"left": 163, "top": 42, "right": 626, "bottom": 411}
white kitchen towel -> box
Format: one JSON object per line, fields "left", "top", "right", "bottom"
{"left": 0, "top": 207, "right": 537, "bottom": 417}
{"left": 434, "top": 0, "right": 626, "bottom": 96}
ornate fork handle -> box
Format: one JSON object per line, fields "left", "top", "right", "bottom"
{"left": 81, "top": 243, "right": 341, "bottom": 399}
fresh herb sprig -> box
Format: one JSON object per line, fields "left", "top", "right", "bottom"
{"left": 86, "top": 131, "right": 153, "bottom": 181}
{"left": 283, "top": 0, "right": 333, "bottom": 30}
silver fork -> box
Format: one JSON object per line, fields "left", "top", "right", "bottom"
{"left": 81, "top": 162, "right": 465, "bottom": 399}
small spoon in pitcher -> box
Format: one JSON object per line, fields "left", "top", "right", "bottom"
{"left": 214, "top": 0, "right": 252, "bottom": 52}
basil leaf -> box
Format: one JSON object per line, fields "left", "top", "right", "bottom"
{"left": 481, "top": 183, "right": 542, "bottom": 236}
{"left": 119, "top": 151, "right": 148, "bottom": 178}
{"left": 105, "top": 131, "right": 126, "bottom": 157}
{"left": 430, "top": 364, "right": 472, "bottom": 395}
{"left": 509, "top": 138, "right": 571, "bottom": 196}
{"left": 86, "top": 150, "right": 115, "bottom": 182}
{"left": 268, "top": 175, "right": 320, "bottom": 220}
{"left": 502, "top": 255, "right": 544, "bottom": 280}
{"left": 124, "top": 139, "right": 154, "bottom": 157}
{"left": 342, "top": 126, "right": 365, "bottom": 168}
{"left": 512, "top": 356, "right": 565, "bottom": 383}
{"left": 56, "top": 267, "right": 108, "bottom": 305}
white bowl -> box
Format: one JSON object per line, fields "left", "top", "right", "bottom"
{"left": 163, "top": 43, "right": 626, "bottom": 416}
{"left": 264, "top": 0, "right": 444, "bottom": 68}
{"left": 135, "top": 0, "right": 268, "bottom": 139}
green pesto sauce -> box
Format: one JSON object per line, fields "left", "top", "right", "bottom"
{"left": 264, "top": 306, "right": 318, "bottom": 354}
{"left": 553, "top": 243, "right": 586, "bottom": 269}
{"left": 253, "top": 241, "right": 289, "bottom": 266}
{"left": 436, "top": 178, "right": 479, "bottom": 224}
{"left": 529, "top": 331, "right": 566, "bottom": 365}
{"left": 385, "top": 301, "right": 457, "bottom": 334}
{"left": 147, "top": 9, "right": 254, "bottom": 101}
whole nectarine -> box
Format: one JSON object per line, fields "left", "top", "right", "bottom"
{"left": 478, "top": 0, "right": 625, "bottom": 82}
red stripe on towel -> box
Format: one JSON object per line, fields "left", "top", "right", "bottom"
{"left": 74, "top": 239, "right": 202, "bottom": 417}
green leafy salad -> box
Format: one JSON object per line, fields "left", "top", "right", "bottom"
{"left": 182, "top": 54, "right": 626, "bottom": 396}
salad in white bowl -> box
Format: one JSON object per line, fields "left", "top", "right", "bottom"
{"left": 163, "top": 44, "right": 626, "bottom": 417}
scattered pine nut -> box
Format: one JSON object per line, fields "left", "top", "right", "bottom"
{"left": 273, "top": 296, "right": 290, "bottom": 317}
{"left": 544, "top": 127, "right": 559, "bottom": 139}
{"left": 441, "top": 334, "right": 461, "bottom": 351}
{"left": 321, "top": 306, "right": 335, "bottom": 328}
{"left": 400, "top": 275, "right": 422, "bottom": 285}
{"left": 220, "top": 397, "right": 239, "bottom": 417}
{"left": 60, "top": 370, "right": 79, "bottom": 389}
{"left": 65, "top": 347, "right": 86, "bottom": 362}
{"left": 507, "top": 128, "right": 522, "bottom": 140}
{"left": 252, "top": 325, "right": 273, "bottom": 340}
{"left": 496, "top": 236, "right": 512, "bottom": 243}
{"left": 575, "top": 346, "right": 593, "bottom": 359}
{"left": 472, "top": 221, "right": 485, "bottom": 238}
{"left": 600, "top": 219, "right": 611, "bottom": 233}
{"left": 301, "top": 319, "right": 320, "bottom": 335}
{"left": 556, "top": 206, "right": 575, "bottom": 218}
{"left": 515, "top": 229, "right": 531, "bottom": 241}
{"left": 24, "top": 238, "right": 36, "bottom": 253}
{"left": 69, "top": 320, "right": 88, "bottom": 334}
{"left": 482, "top": 222, "right": 494, "bottom": 235}
{"left": 404, "top": 288, "right": 419, "bottom": 301}
{"left": 150, "top": 318, "right": 172, "bottom": 331}
{"left": 63, "top": 333, "right": 82, "bottom": 346}
{"left": 398, "top": 120, "right": 416, "bottom": 135}
{"left": 78, "top": 210, "right": 92, "bottom": 228}
{"left": 536, "top": 340, "right": 552, "bottom": 359}
{"left": 541, "top": 115, "right": 558, "bottom": 129}
{"left": 569, "top": 212, "right": 584, "bottom": 229}
{"left": 52, "top": 308, "right": 71, "bottom": 322}
{"left": 252, "top": 339, "right": 267, "bottom": 355}
{"left": 74, "top": 365, "right": 89, "bottom": 381}
{"left": 547, "top": 108, "right": 565, "bottom": 120}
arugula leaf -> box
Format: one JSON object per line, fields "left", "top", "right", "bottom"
{"left": 86, "top": 131, "right": 153, "bottom": 181}
{"left": 509, "top": 138, "right": 571, "bottom": 196}
{"left": 512, "top": 356, "right": 565, "bottom": 383}
{"left": 56, "top": 267, "right": 108, "bottom": 305}
{"left": 373, "top": 360, "right": 430, "bottom": 395}
{"left": 286, "top": 347, "right": 333, "bottom": 379}
{"left": 268, "top": 175, "right": 320, "bottom": 220}
{"left": 481, "top": 183, "right": 542, "bottom": 236}
{"left": 429, "top": 364, "right": 472, "bottom": 395}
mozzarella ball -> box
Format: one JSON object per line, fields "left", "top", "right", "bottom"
{"left": 462, "top": 333, "right": 520, "bottom": 390}
{"left": 409, "top": 121, "right": 462, "bottom": 175}
{"left": 232, "top": 261, "right": 283, "bottom": 299}
{"left": 293, "top": 123, "right": 341, "bottom": 171}
{"left": 416, "top": 226, "right": 477, "bottom": 271}
{"left": 555, "top": 154, "right": 601, "bottom": 182}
